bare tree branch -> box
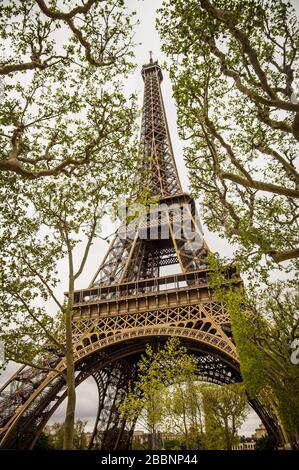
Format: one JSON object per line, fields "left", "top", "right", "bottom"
{"left": 269, "top": 248, "right": 299, "bottom": 263}
{"left": 220, "top": 171, "right": 299, "bottom": 198}
{"left": 35, "top": 0, "right": 98, "bottom": 20}
{"left": 12, "top": 291, "right": 65, "bottom": 353}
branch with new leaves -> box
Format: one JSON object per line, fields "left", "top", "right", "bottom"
{"left": 0, "top": 0, "right": 137, "bottom": 179}
{"left": 158, "top": 0, "right": 299, "bottom": 265}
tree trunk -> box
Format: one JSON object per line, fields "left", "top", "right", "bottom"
{"left": 224, "top": 418, "right": 231, "bottom": 450}
{"left": 268, "top": 395, "right": 291, "bottom": 449}
{"left": 148, "top": 427, "right": 157, "bottom": 450}
{"left": 182, "top": 407, "right": 189, "bottom": 450}
{"left": 231, "top": 415, "right": 236, "bottom": 449}
{"left": 63, "top": 255, "right": 76, "bottom": 450}
{"left": 63, "top": 306, "right": 76, "bottom": 450}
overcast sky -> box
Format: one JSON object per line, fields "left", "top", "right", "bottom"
{"left": 0, "top": 0, "right": 261, "bottom": 438}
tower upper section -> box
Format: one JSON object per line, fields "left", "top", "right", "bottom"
{"left": 140, "top": 58, "right": 182, "bottom": 197}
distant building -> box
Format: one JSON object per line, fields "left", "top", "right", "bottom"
{"left": 132, "top": 430, "right": 179, "bottom": 448}
{"left": 133, "top": 430, "right": 148, "bottom": 445}
{"left": 254, "top": 423, "right": 268, "bottom": 440}
{"left": 232, "top": 423, "right": 268, "bottom": 449}
{"left": 232, "top": 441, "right": 256, "bottom": 450}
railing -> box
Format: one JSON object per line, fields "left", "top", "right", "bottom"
{"left": 72, "top": 268, "right": 238, "bottom": 306}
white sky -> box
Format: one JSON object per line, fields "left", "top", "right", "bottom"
{"left": 0, "top": 0, "right": 261, "bottom": 438}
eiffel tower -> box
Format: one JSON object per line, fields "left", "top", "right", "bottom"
{"left": 0, "top": 58, "right": 283, "bottom": 450}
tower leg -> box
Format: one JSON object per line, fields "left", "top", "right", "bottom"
{"left": 89, "top": 361, "right": 134, "bottom": 450}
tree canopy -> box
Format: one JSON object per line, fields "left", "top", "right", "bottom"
{"left": 158, "top": 4, "right": 299, "bottom": 447}
{"left": 0, "top": 0, "right": 137, "bottom": 178}
{"left": 203, "top": 382, "right": 248, "bottom": 450}
{"left": 0, "top": 139, "right": 138, "bottom": 447}
{"left": 158, "top": 0, "right": 299, "bottom": 268}
{"left": 119, "top": 337, "right": 249, "bottom": 450}
{"left": 226, "top": 282, "right": 299, "bottom": 447}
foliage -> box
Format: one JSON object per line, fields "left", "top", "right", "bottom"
{"left": 255, "top": 435, "right": 277, "bottom": 450}
{"left": 73, "top": 419, "right": 88, "bottom": 450}
{"left": 132, "top": 441, "right": 147, "bottom": 450}
{"left": 0, "top": 0, "right": 137, "bottom": 178}
{"left": 0, "top": 111, "right": 138, "bottom": 448}
{"left": 163, "top": 381, "right": 205, "bottom": 450}
{"left": 202, "top": 383, "right": 248, "bottom": 450}
{"left": 44, "top": 420, "right": 88, "bottom": 450}
{"left": 33, "top": 431, "right": 54, "bottom": 450}
{"left": 163, "top": 439, "right": 184, "bottom": 450}
{"left": 158, "top": 0, "right": 299, "bottom": 269}
{"left": 44, "top": 422, "right": 65, "bottom": 450}
{"left": 208, "top": 255, "right": 299, "bottom": 448}
{"left": 227, "top": 282, "right": 299, "bottom": 447}
{"left": 158, "top": 1, "right": 299, "bottom": 446}
{"left": 0, "top": 135, "right": 138, "bottom": 366}
{"left": 120, "top": 337, "right": 249, "bottom": 450}
{"left": 119, "top": 338, "right": 197, "bottom": 449}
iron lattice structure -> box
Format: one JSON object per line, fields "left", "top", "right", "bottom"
{"left": 0, "top": 59, "right": 283, "bottom": 449}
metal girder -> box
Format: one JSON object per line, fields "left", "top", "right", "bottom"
{"left": 140, "top": 60, "right": 181, "bottom": 197}
{"left": 89, "top": 360, "right": 136, "bottom": 450}
{"left": 91, "top": 194, "right": 208, "bottom": 287}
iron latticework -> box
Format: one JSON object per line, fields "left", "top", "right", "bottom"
{"left": 140, "top": 60, "right": 181, "bottom": 197}
{"left": 0, "top": 59, "right": 284, "bottom": 449}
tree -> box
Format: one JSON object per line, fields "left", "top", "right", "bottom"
{"left": 0, "top": 0, "right": 137, "bottom": 178}
{"left": 203, "top": 401, "right": 225, "bottom": 450}
{"left": 0, "top": 0, "right": 139, "bottom": 449}
{"left": 202, "top": 383, "right": 248, "bottom": 450}
{"left": 207, "top": 252, "right": 299, "bottom": 448}
{"left": 33, "top": 431, "right": 54, "bottom": 450}
{"left": 158, "top": 0, "right": 299, "bottom": 267}
{"left": 163, "top": 439, "right": 183, "bottom": 450}
{"left": 44, "top": 419, "right": 88, "bottom": 450}
{"left": 225, "top": 281, "right": 299, "bottom": 448}
{"left": 120, "top": 338, "right": 250, "bottom": 450}
{"left": 44, "top": 422, "right": 64, "bottom": 450}
{"left": 0, "top": 132, "right": 138, "bottom": 449}
{"left": 73, "top": 420, "right": 88, "bottom": 450}
{"left": 119, "top": 338, "right": 200, "bottom": 450}
{"left": 255, "top": 435, "right": 277, "bottom": 450}
{"left": 132, "top": 440, "right": 147, "bottom": 450}
{"left": 158, "top": 0, "right": 299, "bottom": 448}
{"left": 163, "top": 380, "right": 205, "bottom": 450}
{"left": 119, "top": 343, "right": 169, "bottom": 450}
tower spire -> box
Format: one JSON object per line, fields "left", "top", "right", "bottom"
{"left": 140, "top": 58, "right": 182, "bottom": 197}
